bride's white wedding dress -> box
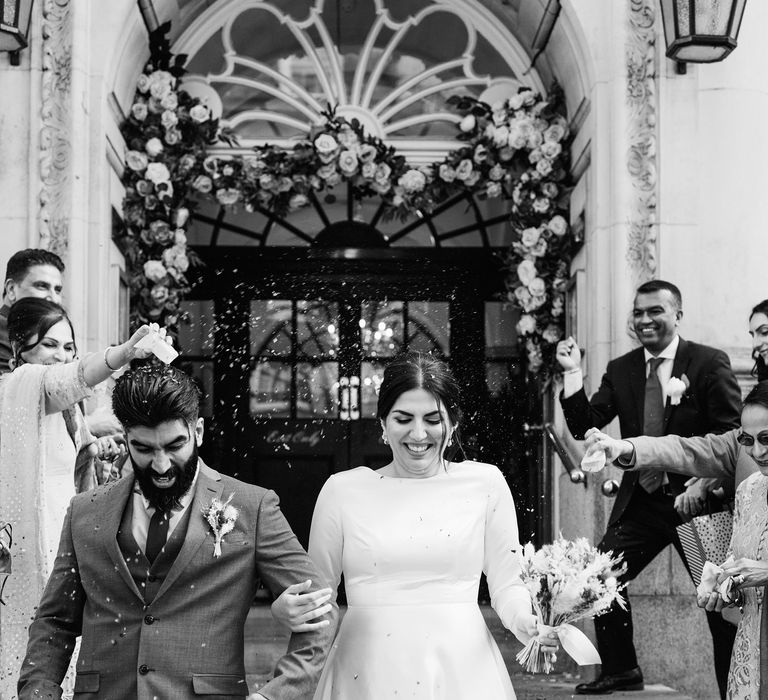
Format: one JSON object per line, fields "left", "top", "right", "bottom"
{"left": 308, "top": 461, "right": 533, "bottom": 700}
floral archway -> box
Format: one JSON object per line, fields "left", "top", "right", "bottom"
{"left": 119, "top": 26, "right": 575, "bottom": 377}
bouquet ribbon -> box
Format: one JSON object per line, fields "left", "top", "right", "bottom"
{"left": 538, "top": 624, "right": 601, "bottom": 666}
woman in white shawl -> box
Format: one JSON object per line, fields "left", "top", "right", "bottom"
{"left": 0, "top": 299, "right": 154, "bottom": 698}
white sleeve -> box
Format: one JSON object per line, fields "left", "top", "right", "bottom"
{"left": 308, "top": 476, "right": 344, "bottom": 603}
{"left": 483, "top": 466, "right": 534, "bottom": 643}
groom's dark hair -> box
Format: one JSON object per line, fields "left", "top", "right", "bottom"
{"left": 112, "top": 361, "right": 201, "bottom": 429}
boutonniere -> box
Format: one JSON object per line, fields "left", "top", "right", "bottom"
{"left": 202, "top": 494, "right": 238, "bottom": 558}
{"left": 666, "top": 374, "right": 690, "bottom": 405}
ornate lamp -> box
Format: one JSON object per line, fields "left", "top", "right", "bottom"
{"left": 659, "top": 0, "right": 748, "bottom": 63}
{"left": 1, "top": 0, "right": 35, "bottom": 65}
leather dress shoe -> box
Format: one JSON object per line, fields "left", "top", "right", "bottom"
{"left": 575, "top": 667, "right": 644, "bottom": 694}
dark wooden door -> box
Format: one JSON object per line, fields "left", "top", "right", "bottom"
{"left": 180, "top": 247, "right": 532, "bottom": 547}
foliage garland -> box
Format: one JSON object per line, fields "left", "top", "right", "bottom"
{"left": 119, "top": 26, "right": 576, "bottom": 377}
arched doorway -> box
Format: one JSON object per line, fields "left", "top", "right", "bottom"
{"left": 167, "top": 0, "right": 563, "bottom": 546}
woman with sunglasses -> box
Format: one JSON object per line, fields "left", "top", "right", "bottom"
{"left": 581, "top": 380, "right": 768, "bottom": 699}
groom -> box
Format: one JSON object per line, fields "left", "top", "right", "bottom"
{"left": 18, "top": 363, "right": 337, "bottom": 699}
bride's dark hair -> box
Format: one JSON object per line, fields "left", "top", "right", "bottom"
{"left": 376, "top": 351, "right": 464, "bottom": 461}
{"left": 750, "top": 300, "right": 768, "bottom": 381}
{"left": 8, "top": 297, "right": 76, "bottom": 365}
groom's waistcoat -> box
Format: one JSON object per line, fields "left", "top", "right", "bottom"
{"left": 116, "top": 494, "right": 192, "bottom": 605}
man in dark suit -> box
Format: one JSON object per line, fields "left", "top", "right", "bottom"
{"left": 556, "top": 280, "right": 741, "bottom": 697}
{"left": 18, "top": 363, "right": 337, "bottom": 699}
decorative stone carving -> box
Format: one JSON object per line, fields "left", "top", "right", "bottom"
{"left": 38, "top": 0, "right": 73, "bottom": 256}
{"left": 626, "top": 0, "right": 658, "bottom": 283}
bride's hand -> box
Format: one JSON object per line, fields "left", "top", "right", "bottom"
{"left": 521, "top": 615, "right": 559, "bottom": 652}
{"left": 270, "top": 579, "right": 333, "bottom": 632}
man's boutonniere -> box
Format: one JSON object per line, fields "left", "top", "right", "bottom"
{"left": 202, "top": 494, "right": 238, "bottom": 558}
{"left": 667, "top": 374, "right": 689, "bottom": 406}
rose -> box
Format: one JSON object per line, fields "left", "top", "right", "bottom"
{"left": 361, "top": 162, "right": 377, "bottom": 179}
{"left": 193, "top": 175, "right": 213, "bottom": 193}
{"left": 277, "top": 177, "right": 293, "bottom": 193}
{"left": 541, "top": 182, "right": 558, "bottom": 199}
{"left": 540, "top": 142, "right": 562, "bottom": 160}
{"left": 439, "top": 164, "right": 456, "bottom": 183}
{"left": 126, "top": 150, "right": 149, "bottom": 172}
{"left": 314, "top": 133, "right": 339, "bottom": 163}
{"left": 358, "top": 144, "right": 377, "bottom": 163}
{"left": 528, "top": 294, "right": 547, "bottom": 311}
{"left": 148, "top": 97, "right": 164, "bottom": 114}
{"left": 536, "top": 159, "right": 553, "bottom": 177}
{"left": 162, "top": 245, "right": 189, "bottom": 273}
{"left": 145, "top": 162, "right": 171, "bottom": 185}
{"left": 325, "top": 171, "right": 341, "bottom": 187}
{"left": 289, "top": 193, "right": 309, "bottom": 209}
{"left": 542, "top": 324, "right": 562, "bottom": 344}
{"left": 165, "top": 129, "right": 182, "bottom": 146}
{"left": 528, "top": 277, "right": 546, "bottom": 296}
{"left": 145, "top": 138, "right": 164, "bottom": 157}
{"left": 374, "top": 162, "right": 391, "bottom": 185}
{"left": 455, "top": 159, "right": 473, "bottom": 182}
{"left": 486, "top": 182, "right": 502, "bottom": 198}
{"left": 144, "top": 194, "right": 158, "bottom": 210}
{"left": 259, "top": 174, "right": 276, "bottom": 191}
{"left": 513, "top": 285, "right": 531, "bottom": 305}
{"left": 531, "top": 239, "right": 548, "bottom": 257}
{"left": 131, "top": 102, "right": 148, "bottom": 121}
{"left": 222, "top": 164, "right": 235, "bottom": 177}
{"left": 161, "top": 110, "right": 179, "bottom": 130}
{"left": 532, "top": 197, "right": 550, "bottom": 213}
{"left": 507, "top": 127, "right": 527, "bottom": 150}
{"left": 178, "top": 154, "right": 196, "bottom": 174}
{"left": 143, "top": 260, "right": 168, "bottom": 283}
{"left": 243, "top": 156, "right": 264, "bottom": 175}
{"left": 516, "top": 314, "right": 537, "bottom": 335}
{"left": 527, "top": 130, "right": 544, "bottom": 150}
{"left": 488, "top": 164, "right": 504, "bottom": 181}
{"left": 517, "top": 259, "right": 537, "bottom": 286}
{"left": 398, "top": 169, "right": 426, "bottom": 194}
{"left": 160, "top": 92, "right": 179, "bottom": 111}
{"left": 203, "top": 156, "right": 219, "bottom": 174}
{"left": 136, "top": 74, "right": 151, "bottom": 93}
{"left": 508, "top": 89, "right": 536, "bottom": 111}
{"left": 174, "top": 229, "right": 187, "bottom": 246}
{"left": 498, "top": 146, "right": 514, "bottom": 161}
{"left": 492, "top": 125, "right": 509, "bottom": 147}
{"left": 317, "top": 163, "right": 338, "bottom": 181}
{"left": 544, "top": 124, "right": 567, "bottom": 143}
{"left": 149, "top": 220, "right": 174, "bottom": 245}
{"left": 473, "top": 144, "right": 487, "bottom": 164}
{"left": 135, "top": 180, "right": 152, "bottom": 196}
{"left": 150, "top": 285, "right": 170, "bottom": 305}
{"left": 372, "top": 179, "right": 391, "bottom": 194}
{"left": 528, "top": 148, "right": 543, "bottom": 164}
{"left": 459, "top": 114, "right": 476, "bottom": 132}
{"left": 216, "top": 188, "right": 241, "bottom": 205}
{"left": 548, "top": 215, "right": 568, "bottom": 237}
{"left": 338, "top": 150, "right": 360, "bottom": 176}
{"left": 189, "top": 104, "right": 210, "bottom": 123}
{"left": 148, "top": 74, "right": 175, "bottom": 101}
{"left": 521, "top": 227, "right": 541, "bottom": 247}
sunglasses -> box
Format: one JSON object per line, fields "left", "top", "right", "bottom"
{"left": 736, "top": 432, "right": 768, "bottom": 447}
{"left": 0, "top": 522, "right": 11, "bottom": 605}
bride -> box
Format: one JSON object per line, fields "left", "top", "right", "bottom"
{"left": 306, "top": 352, "right": 557, "bottom": 699}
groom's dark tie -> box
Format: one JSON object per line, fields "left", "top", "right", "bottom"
{"left": 638, "top": 357, "right": 665, "bottom": 493}
{"left": 145, "top": 508, "right": 171, "bottom": 564}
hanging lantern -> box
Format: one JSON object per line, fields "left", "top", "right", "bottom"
{"left": 0, "top": 0, "right": 35, "bottom": 64}
{"left": 659, "top": 0, "right": 748, "bottom": 63}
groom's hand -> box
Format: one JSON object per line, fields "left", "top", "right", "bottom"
{"left": 555, "top": 336, "right": 581, "bottom": 371}
{"left": 584, "top": 428, "right": 635, "bottom": 465}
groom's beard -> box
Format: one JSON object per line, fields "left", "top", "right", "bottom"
{"left": 131, "top": 442, "right": 199, "bottom": 512}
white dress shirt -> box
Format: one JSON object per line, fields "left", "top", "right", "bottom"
{"left": 131, "top": 464, "right": 199, "bottom": 554}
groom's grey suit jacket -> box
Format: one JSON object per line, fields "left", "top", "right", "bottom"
{"left": 18, "top": 461, "right": 337, "bottom": 700}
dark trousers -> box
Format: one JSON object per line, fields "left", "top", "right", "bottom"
{"left": 596, "top": 487, "right": 735, "bottom": 700}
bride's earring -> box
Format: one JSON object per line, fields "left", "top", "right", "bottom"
{"left": 382, "top": 433, "right": 389, "bottom": 445}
